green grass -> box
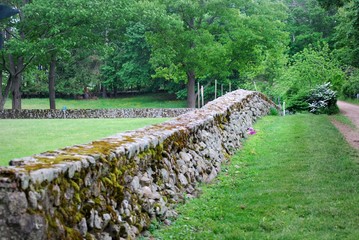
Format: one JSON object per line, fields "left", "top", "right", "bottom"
{"left": 152, "top": 114, "right": 359, "bottom": 240}
{"left": 0, "top": 118, "right": 169, "bottom": 166}
{"left": 3, "top": 93, "right": 186, "bottom": 109}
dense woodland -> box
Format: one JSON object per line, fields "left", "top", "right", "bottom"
{"left": 0, "top": 0, "right": 358, "bottom": 109}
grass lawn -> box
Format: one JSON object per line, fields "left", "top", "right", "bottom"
{"left": 151, "top": 114, "right": 359, "bottom": 240}
{"left": 0, "top": 118, "right": 169, "bottom": 166}
{"left": 3, "top": 93, "right": 186, "bottom": 109}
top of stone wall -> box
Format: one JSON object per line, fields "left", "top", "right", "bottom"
{"left": 0, "top": 90, "right": 275, "bottom": 190}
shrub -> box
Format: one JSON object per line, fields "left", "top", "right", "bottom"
{"left": 286, "top": 89, "right": 310, "bottom": 113}
{"left": 307, "top": 83, "right": 339, "bottom": 115}
{"left": 269, "top": 107, "right": 279, "bottom": 116}
{"left": 341, "top": 70, "right": 359, "bottom": 99}
{"left": 286, "top": 83, "right": 339, "bottom": 115}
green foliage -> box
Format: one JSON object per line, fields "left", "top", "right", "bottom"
{"left": 286, "top": 89, "right": 310, "bottom": 112}
{"left": 285, "top": 0, "right": 336, "bottom": 56}
{"left": 341, "top": 69, "right": 359, "bottom": 98}
{"left": 274, "top": 43, "right": 346, "bottom": 99}
{"left": 287, "top": 82, "right": 339, "bottom": 115}
{"left": 269, "top": 107, "right": 279, "bottom": 116}
{"left": 101, "top": 22, "right": 158, "bottom": 94}
{"left": 307, "top": 82, "right": 339, "bottom": 114}
{"left": 333, "top": 1, "right": 359, "bottom": 68}
{"left": 153, "top": 114, "right": 359, "bottom": 239}
{"left": 143, "top": 0, "right": 288, "bottom": 106}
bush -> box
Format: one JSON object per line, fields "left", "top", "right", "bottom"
{"left": 286, "top": 89, "right": 310, "bottom": 113}
{"left": 307, "top": 83, "right": 339, "bottom": 115}
{"left": 341, "top": 70, "right": 359, "bottom": 99}
{"left": 269, "top": 107, "right": 279, "bottom": 116}
{"left": 286, "top": 83, "right": 339, "bottom": 115}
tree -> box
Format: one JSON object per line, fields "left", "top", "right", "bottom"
{"left": 22, "top": 0, "right": 98, "bottom": 108}
{"left": 332, "top": 1, "right": 359, "bottom": 68}
{"left": 101, "top": 22, "right": 156, "bottom": 95}
{"left": 0, "top": 0, "right": 32, "bottom": 110}
{"left": 140, "top": 0, "right": 288, "bottom": 108}
{"left": 274, "top": 43, "right": 345, "bottom": 101}
{"left": 285, "top": 0, "right": 336, "bottom": 56}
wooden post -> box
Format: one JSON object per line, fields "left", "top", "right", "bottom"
{"left": 229, "top": 82, "right": 232, "bottom": 92}
{"left": 197, "top": 82, "right": 200, "bottom": 108}
{"left": 201, "top": 85, "right": 204, "bottom": 107}
{"left": 283, "top": 102, "right": 286, "bottom": 116}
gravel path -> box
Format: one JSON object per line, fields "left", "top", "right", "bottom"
{"left": 332, "top": 101, "right": 359, "bottom": 150}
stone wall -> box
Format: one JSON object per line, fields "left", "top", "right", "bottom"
{"left": 0, "top": 108, "right": 192, "bottom": 119}
{"left": 0, "top": 90, "right": 277, "bottom": 240}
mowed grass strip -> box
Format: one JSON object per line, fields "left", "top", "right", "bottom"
{"left": 152, "top": 114, "right": 359, "bottom": 240}
{"left": 3, "top": 93, "right": 186, "bottom": 109}
{"left": 0, "top": 118, "right": 169, "bottom": 166}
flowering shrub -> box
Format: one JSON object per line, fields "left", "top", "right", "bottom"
{"left": 307, "top": 83, "right": 339, "bottom": 114}
{"left": 247, "top": 127, "right": 256, "bottom": 135}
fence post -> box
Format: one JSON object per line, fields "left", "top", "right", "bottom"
{"left": 201, "top": 85, "right": 204, "bottom": 107}
{"left": 197, "top": 82, "right": 200, "bottom": 108}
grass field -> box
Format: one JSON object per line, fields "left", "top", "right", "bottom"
{"left": 3, "top": 93, "right": 187, "bottom": 109}
{"left": 0, "top": 118, "right": 169, "bottom": 166}
{"left": 151, "top": 114, "right": 359, "bottom": 239}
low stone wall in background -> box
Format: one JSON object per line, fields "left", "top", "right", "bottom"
{"left": 0, "top": 90, "right": 277, "bottom": 240}
{"left": 0, "top": 108, "right": 192, "bottom": 119}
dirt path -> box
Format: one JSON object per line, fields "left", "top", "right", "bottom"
{"left": 331, "top": 101, "right": 359, "bottom": 150}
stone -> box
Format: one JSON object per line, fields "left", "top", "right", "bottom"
{"left": 8, "top": 192, "right": 28, "bottom": 215}
{"left": 160, "top": 169, "right": 169, "bottom": 182}
{"left": 140, "top": 176, "right": 151, "bottom": 186}
{"left": 103, "top": 213, "right": 111, "bottom": 228}
{"left": 52, "top": 185, "right": 61, "bottom": 206}
{"left": 64, "top": 187, "right": 74, "bottom": 200}
{"left": 121, "top": 200, "right": 129, "bottom": 209}
{"left": 78, "top": 218, "right": 88, "bottom": 236}
{"left": 130, "top": 176, "right": 140, "bottom": 191}
{"left": 177, "top": 160, "right": 186, "bottom": 167}
{"left": 94, "top": 211, "right": 103, "bottom": 230}
{"left": 179, "top": 151, "right": 191, "bottom": 162}
{"left": 88, "top": 209, "right": 95, "bottom": 229}
{"left": 141, "top": 186, "right": 152, "bottom": 198}
{"left": 28, "top": 191, "right": 38, "bottom": 209}
{"left": 178, "top": 174, "right": 188, "bottom": 186}
{"left": 97, "top": 232, "right": 112, "bottom": 240}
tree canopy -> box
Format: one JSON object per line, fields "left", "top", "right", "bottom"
{"left": 0, "top": 0, "right": 358, "bottom": 110}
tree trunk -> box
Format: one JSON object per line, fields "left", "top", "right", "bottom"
{"left": 8, "top": 54, "right": 24, "bottom": 110}
{"left": 0, "top": 75, "right": 13, "bottom": 110}
{"left": 48, "top": 55, "right": 57, "bottom": 109}
{"left": 11, "top": 74, "right": 22, "bottom": 109}
{"left": 0, "top": 70, "right": 3, "bottom": 110}
{"left": 101, "top": 85, "right": 107, "bottom": 98}
{"left": 187, "top": 70, "right": 196, "bottom": 108}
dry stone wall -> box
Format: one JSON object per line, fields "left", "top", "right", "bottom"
{"left": 0, "top": 90, "right": 277, "bottom": 240}
{"left": 0, "top": 108, "right": 192, "bottom": 119}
